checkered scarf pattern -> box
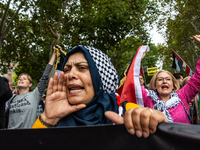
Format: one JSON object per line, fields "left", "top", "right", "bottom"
{"left": 83, "top": 46, "right": 119, "bottom": 94}
{"left": 147, "top": 90, "right": 181, "bottom": 123}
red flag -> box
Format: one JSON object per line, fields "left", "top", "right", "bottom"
{"left": 119, "top": 46, "right": 150, "bottom": 107}
{"left": 140, "top": 67, "right": 144, "bottom": 77}
{"left": 115, "top": 64, "right": 129, "bottom": 96}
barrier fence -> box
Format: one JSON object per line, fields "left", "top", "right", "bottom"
{"left": 0, "top": 122, "right": 200, "bottom": 150}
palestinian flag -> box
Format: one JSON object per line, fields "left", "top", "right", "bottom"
{"left": 53, "top": 46, "right": 67, "bottom": 76}
{"left": 172, "top": 50, "right": 194, "bottom": 76}
{"left": 119, "top": 45, "right": 150, "bottom": 107}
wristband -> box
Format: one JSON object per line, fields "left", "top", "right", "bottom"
{"left": 39, "top": 115, "right": 57, "bottom": 127}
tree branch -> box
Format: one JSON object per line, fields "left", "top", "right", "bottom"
{"left": 0, "top": 0, "right": 11, "bottom": 34}
{"left": 3, "top": 0, "right": 26, "bottom": 35}
{"left": 190, "top": 21, "right": 200, "bottom": 34}
{"left": 47, "top": 24, "right": 58, "bottom": 39}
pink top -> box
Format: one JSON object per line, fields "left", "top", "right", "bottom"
{"left": 142, "top": 58, "right": 200, "bottom": 124}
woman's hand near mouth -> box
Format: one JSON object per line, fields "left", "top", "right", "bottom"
{"left": 41, "top": 72, "right": 86, "bottom": 125}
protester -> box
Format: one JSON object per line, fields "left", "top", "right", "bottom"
{"left": 173, "top": 72, "right": 183, "bottom": 88}
{"left": 182, "top": 76, "right": 190, "bottom": 88}
{"left": 120, "top": 35, "right": 200, "bottom": 125}
{"left": 32, "top": 45, "right": 167, "bottom": 138}
{"left": 139, "top": 74, "right": 148, "bottom": 89}
{"left": 33, "top": 45, "right": 119, "bottom": 127}
{"left": 6, "top": 47, "right": 57, "bottom": 129}
{"left": 0, "top": 77, "right": 12, "bottom": 129}
{"left": 182, "top": 76, "right": 199, "bottom": 124}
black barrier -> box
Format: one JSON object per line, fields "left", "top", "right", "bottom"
{"left": 0, "top": 122, "right": 200, "bottom": 150}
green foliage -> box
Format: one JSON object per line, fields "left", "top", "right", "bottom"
{"left": 0, "top": 0, "right": 160, "bottom": 84}
{"left": 12, "top": 72, "right": 18, "bottom": 85}
{"left": 108, "top": 36, "right": 159, "bottom": 84}
{"left": 107, "top": 36, "right": 143, "bottom": 75}
{"left": 158, "top": 0, "right": 200, "bottom": 72}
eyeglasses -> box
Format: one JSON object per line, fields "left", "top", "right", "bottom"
{"left": 157, "top": 77, "right": 172, "bottom": 82}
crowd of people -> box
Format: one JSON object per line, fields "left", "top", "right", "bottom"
{"left": 1, "top": 35, "right": 200, "bottom": 139}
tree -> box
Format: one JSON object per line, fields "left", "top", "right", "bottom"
{"left": 0, "top": 0, "right": 160, "bottom": 83}
{"left": 158, "top": 0, "right": 200, "bottom": 73}
{"left": 0, "top": 0, "right": 28, "bottom": 51}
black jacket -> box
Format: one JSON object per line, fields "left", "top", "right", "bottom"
{"left": 0, "top": 77, "right": 12, "bottom": 129}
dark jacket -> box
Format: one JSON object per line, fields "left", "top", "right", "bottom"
{"left": 0, "top": 77, "right": 12, "bottom": 128}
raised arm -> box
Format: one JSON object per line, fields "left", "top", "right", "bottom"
{"left": 36, "top": 46, "right": 57, "bottom": 95}
{"left": 178, "top": 35, "right": 200, "bottom": 102}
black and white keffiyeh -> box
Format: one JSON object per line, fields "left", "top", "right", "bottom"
{"left": 58, "top": 45, "right": 119, "bottom": 127}
{"left": 147, "top": 90, "right": 181, "bottom": 123}
{"left": 83, "top": 46, "right": 119, "bottom": 93}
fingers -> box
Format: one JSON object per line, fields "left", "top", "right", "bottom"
{"left": 140, "top": 108, "right": 154, "bottom": 138}
{"left": 141, "top": 52, "right": 146, "bottom": 60}
{"left": 56, "top": 45, "right": 62, "bottom": 51}
{"left": 149, "top": 110, "right": 168, "bottom": 134}
{"left": 124, "top": 107, "right": 167, "bottom": 138}
{"left": 105, "top": 111, "right": 124, "bottom": 124}
{"left": 12, "top": 89, "right": 16, "bottom": 94}
{"left": 53, "top": 72, "right": 58, "bottom": 92}
{"left": 47, "top": 72, "right": 66, "bottom": 99}
{"left": 57, "top": 72, "right": 64, "bottom": 91}
{"left": 124, "top": 107, "right": 143, "bottom": 137}
{"left": 46, "top": 78, "right": 54, "bottom": 96}
{"left": 193, "top": 35, "right": 200, "bottom": 45}
{"left": 69, "top": 104, "right": 86, "bottom": 114}
{"left": 63, "top": 74, "right": 67, "bottom": 92}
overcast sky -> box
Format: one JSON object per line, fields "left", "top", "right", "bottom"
{"left": 149, "top": 26, "right": 166, "bottom": 45}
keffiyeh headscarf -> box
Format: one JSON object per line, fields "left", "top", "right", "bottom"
{"left": 147, "top": 90, "right": 181, "bottom": 123}
{"left": 57, "top": 45, "right": 119, "bottom": 127}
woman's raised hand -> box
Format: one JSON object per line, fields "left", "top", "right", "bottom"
{"left": 193, "top": 35, "right": 200, "bottom": 45}
{"left": 41, "top": 72, "right": 86, "bottom": 125}
{"left": 105, "top": 107, "right": 168, "bottom": 138}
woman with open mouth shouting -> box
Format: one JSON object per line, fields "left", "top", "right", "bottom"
{"left": 32, "top": 45, "right": 168, "bottom": 138}
{"left": 33, "top": 45, "right": 120, "bottom": 127}
{"left": 120, "top": 35, "right": 200, "bottom": 126}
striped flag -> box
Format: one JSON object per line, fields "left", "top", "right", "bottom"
{"left": 119, "top": 45, "right": 150, "bottom": 107}
{"left": 116, "top": 64, "right": 130, "bottom": 96}
{"left": 172, "top": 50, "right": 194, "bottom": 76}
{"left": 140, "top": 67, "right": 145, "bottom": 77}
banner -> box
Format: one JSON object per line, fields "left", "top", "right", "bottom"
{"left": 147, "top": 67, "right": 158, "bottom": 76}
{"left": 1, "top": 123, "right": 200, "bottom": 149}
{"left": 172, "top": 50, "right": 194, "bottom": 76}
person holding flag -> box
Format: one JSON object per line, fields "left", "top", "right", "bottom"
{"left": 6, "top": 45, "right": 59, "bottom": 129}
{"left": 172, "top": 50, "right": 194, "bottom": 77}
{"left": 113, "top": 35, "right": 200, "bottom": 136}
{"left": 107, "top": 35, "right": 200, "bottom": 138}
{"left": 32, "top": 45, "right": 168, "bottom": 139}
